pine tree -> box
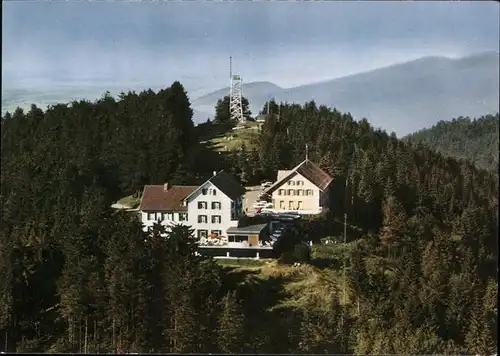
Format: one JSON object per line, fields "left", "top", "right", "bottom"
{"left": 464, "top": 279, "right": 497, "bottom": 355}
{"left": 0, "top": 231, "right": 13, "bottom": 352}
{"left": 168, "top": 289, "right": 197, "bottom": 353}
{"left": 379, "top": 196, "right": 407, "bottom": 258}
{"left": 216, "top": 291, "right": 245, "bottom": 353}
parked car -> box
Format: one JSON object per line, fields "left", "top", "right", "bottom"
{"left": 261, "top": 181, "right": 273, "bottom": 188}
{"left": 253, "top": 201, "right": 268, "bottom": 208}
{"left": 258, "top": 192, "right": 270, "bottom": 200}
{"left": 259, "top": 209, "right": 273, "bottom": 215}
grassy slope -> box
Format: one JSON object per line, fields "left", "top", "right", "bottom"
{"left": 200, "top": 121, "right": 261, "bottom": 152}
{"left": 217, "top": 241, "right": 358, "bottom": 312}
{"left": 116, "top": 194, "right": 141, "bottom": 209}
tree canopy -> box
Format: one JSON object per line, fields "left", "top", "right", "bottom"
{"left": 214, "top": 95, "right": 252, "bottom": 123}
{"left": 0, "top": 87, "right": 497, "bottom": 354}
{"left": 405, "top": 113, "right": 499, "bottom": 172}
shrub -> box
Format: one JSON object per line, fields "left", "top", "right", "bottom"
{"left": 278, "top": 242, "right": 311, "bottom": 265}
{"left": 294, "top": 242, "right": 311, "bottom": 262}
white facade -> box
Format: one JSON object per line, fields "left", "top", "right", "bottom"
{"left": 186, "top": 181, "right": 243, "bottom": 239}
{"left": 270, "top": 172, "right": 327, "bottom": 215}
{"left": 141, "top": 211, "right": 189, "bottom": 233}
{"left": 139, "top": 173, "right": 245, "bottom": 239}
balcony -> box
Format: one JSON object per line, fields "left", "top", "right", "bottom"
{"left": 197, "top": 224, "right": 274, "bottom": 250}
{"left": 262, "top": 207, "right": 323, "bottom": 216}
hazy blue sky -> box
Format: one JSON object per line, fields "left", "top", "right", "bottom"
{"left": 3, "top": 0, "right": 499, "bottom": 97}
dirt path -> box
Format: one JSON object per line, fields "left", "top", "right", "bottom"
{"left": 244, "top": 185, "right": 264, "bottom": 216}
{"left": 111, "top": 203, "right": 131, "bottom": 210}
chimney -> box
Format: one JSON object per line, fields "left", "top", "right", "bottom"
{"left": 164, "top": 183, "right": 169, "bottom": 191}
{"left": 213, "top": 171, "right": 217, "bottom": 177}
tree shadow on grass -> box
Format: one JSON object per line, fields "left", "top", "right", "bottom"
{"left": 243, "top": 273, "right": 308, "bottom": 353}
{"left": 309, "top": 257, "right": 343, "bottom": 270}
{"left": 188, "top": 140, "right": 231, "bottom": 179}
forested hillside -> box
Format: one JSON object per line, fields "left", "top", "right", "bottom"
{"left": 1, "top": 87, "right": 497, "bottom": 354}
{"left": 405, "top": 114, "right": 499, "bottom": 172}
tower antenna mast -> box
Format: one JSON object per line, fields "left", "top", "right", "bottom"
{"left": 230, "top": 56, "right": 233, "bottom": 97}
{"left": 229, "top": 56, "right": 245, "bottom": 123}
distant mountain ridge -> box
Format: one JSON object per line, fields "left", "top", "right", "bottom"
{"left": 2, "top": 52, "right": 498, "bottom": 136}
{"left": 191, "top": 51, "right": 499, "bottom": 136}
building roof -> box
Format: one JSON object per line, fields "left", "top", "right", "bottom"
{"left": 139, "top": 185, "right": 198, "bottom": 212}
{"left": 209, "top": 171, "right": 246, "bottom": 200}
{"left": 227, "top": 223, "right": 268, "bottom": 235}
{"left": 295, "top": 160, "right": 333, "bottom": 190}
{"left": 185, "top": 170, "right": 246, "bottom": 201}
{"left": 277, "top": 170, "right": 292, "bottom": 181}
{"left": 266, "top": 159, "right": 333, "bottom": 193}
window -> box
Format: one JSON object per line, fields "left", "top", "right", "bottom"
{"left": 198, "top": 201, "right": 207, "bottom": 209}
{"left": 168, "top": 212, "right": 174, "bottom": 221}
{"left": 288, "top": 189, "right": 294, "bottom": 196}
{"left": 198, "top": 215, "right": 207, "bottom": 223}
{"left": 211, "top": 230, "right": 221, "bottom": 236}
{"left": 297, "top": 180, "right": 303, "bottom": 186}
{"left": 289, "top": 201, "right": 294, "bottom": 209}
{"left": 197, "top": 230, "right": 208, "bottom": 238}
{"left": 212, "top": 189, "right": 217, "bottom": 195}
{"left": 278, "top": 189, "right": 283, "bottom": 196}
{"left": 212, "top": 215, "right": 221, "bottom": 224}
{"left": 297, "top": 189, "right": 303, "bottom": 196}
{"left": 179, "top": 213, "right": 188, "bottom": 221}
{"left": 298, "top": 201, "right": 303, "bottom": 210}
{"left": 211, "top": 201, "right": 221, "bottom": 209}
{"left": 229, "top": 235, "right": 248, "bottom": 243}
{"left": 287, "top": 181, "right": 291, "bottom": 185}
{"left": 290, "top": 181, "right": 295, "bottom": 186}
{"left": 306, "top": 189, "right": 313, "bottom": 196}
{"left": 202, "top": 188, "right": 208, "bottom": 195}
{"left": 279, "top": 201, "right": 285, "bottom": 209}
{"left": 147, "top": 213, "right": 154, "bottom": 220}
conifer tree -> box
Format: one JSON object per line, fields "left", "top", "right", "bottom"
{"left": 379, "top": 196, "right": 407, "bottom": 258}
{"left": 214, "top": 96, "right": 252, "bottom": 123}
{"left": 216, "top": 291, "right": 245, "bottom": 353}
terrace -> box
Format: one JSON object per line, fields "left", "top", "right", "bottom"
{"left": 197, "top": 223, "right": 274, "bottom": 249}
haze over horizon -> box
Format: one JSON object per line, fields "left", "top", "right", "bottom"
{"left": 3, "top": 1, "right": 499, "bottom": 97}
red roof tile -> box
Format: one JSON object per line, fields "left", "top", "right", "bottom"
{"left": 139, "top": 185, "right": 198, "bottom": 212}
